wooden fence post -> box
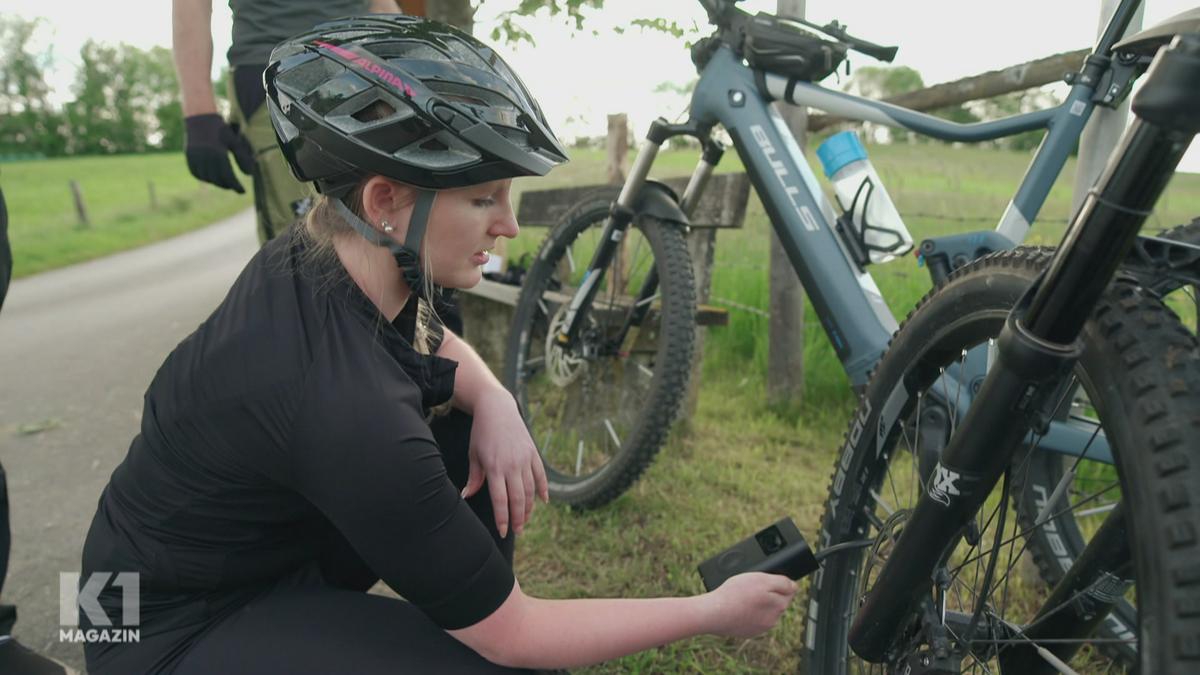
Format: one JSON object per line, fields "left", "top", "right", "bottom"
{"left": 606, "top": 114, "right": 631, "bottom": 294}
{"left": 807, "top": 48, "right": 1091, "bottom": 133}
{"left": 768, "top": 0, "right": 807, "bottom": 407}
{"left": 70, "top": 180, "right": 91, "bottom": 228}
{"left": 1071, "top": 0, "right": 1143, "bottom": 218}
{"left": 606, "top": 113, "right": 629, "bottom": 184}
{"left": 398, "top": 0, "right": 425, "bottom": 16}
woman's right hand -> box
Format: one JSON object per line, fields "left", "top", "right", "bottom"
{"left": 700, "top": 572, "right": 798, "bottom": 640}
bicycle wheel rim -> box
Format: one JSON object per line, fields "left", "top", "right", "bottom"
{"left": 505, "top": 193, "right": 695, "bottom": 508}
{"left": 804, "top": 251, "right": 1156, "bottom": 674}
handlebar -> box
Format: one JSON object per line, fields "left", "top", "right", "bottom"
{"left": 697, "top": 0, "right": 897, "bottom": 64}
{"left": 777, "top": 16, "right": 898, "bottom": 63}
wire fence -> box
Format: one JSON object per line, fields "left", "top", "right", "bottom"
{"left": 704, "top": 210, "right": 1019, "bottom": 319}
{"left": 709, "top": 296, "right": 772, "bottom": 318}
{"left": 702, "top": 208, "right": 1194, "bottom": 319}
{"left": 907, "top": 212, "right": 1072, "bottom": 225}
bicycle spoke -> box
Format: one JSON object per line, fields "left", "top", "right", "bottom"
{"left": 886, "top": 459, "right": 902, "bottom": 516}
{"left": 635, "top": 293, "right": 660, "bottom": 308}
{"left": 911, "top": 391, "right": 922, "bottom": 502}
{"left": 509, "top": 199, "right": 695, "bottom": 505}
{"left": 1074, "top": 504, "right": 1117, "bottom": 518}
{"left": 868, "top": 489, "right": 896, "bottom": 517}
{"left": 950, "top": 481, "right": 1123, "bottom": 581}
{"left": 604, "top": 419, "right": 621, "bottom": 448}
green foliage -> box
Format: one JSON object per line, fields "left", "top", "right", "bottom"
{"left": 66, "top": 41, "right": 182, "bottom": 154}
{"left": 843, "top": 65, "right": 939, "bottom": 143}
{"left": 623, "top": 17, "right": 688, "bottom": 39}
{"left": 0, "top": 13, "right": 61, "bottom": 156}
{"left": 488, "top": 0, "right": 608, "bottom": 45}
{"left": 841, "top": 64, "right": 1061, "bottom": 150}
{"left": 843, "top": 64, "right": 925, "bottom": 99}
{"left": 0, "top": 12, "right": 188, "bottom": 157}
{"left": 484, "top": 0, "right": 692, "bottom": 46}
{"left": 155, "top": 100, "right": 187, "bottom": 151}
{"left": 967, "top": 89, "right": 1060, "bottom": 152}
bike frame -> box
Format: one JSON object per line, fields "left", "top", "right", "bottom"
{"left": 848, "top": 30, "right": 1199, "bottom": 666}
{"left": 555, "top": 0, "right": 1149, "bottom": 469}
{"left": 539, "top": 0, "right": 1200, "bottom": 667}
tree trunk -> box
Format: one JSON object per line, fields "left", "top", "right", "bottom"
{"left": 426, "top": 0, "right": 475, "bottom": 34}
{"left": 808, "top": 49, "right": 1090, "bottom": 133}
{"left": 768, "top": 0, "right": 806, "bottom": 408}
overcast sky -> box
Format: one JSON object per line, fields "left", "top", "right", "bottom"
{"left": 3, "top": 0, "right": 1197, "bottom": 169}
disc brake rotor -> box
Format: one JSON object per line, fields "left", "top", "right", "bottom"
{"left": 545, "top": 303, "right": 586, "bottom": 387}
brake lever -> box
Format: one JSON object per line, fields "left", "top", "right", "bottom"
{"left": 775, "top": 14, "right": 899, "bottom": 63}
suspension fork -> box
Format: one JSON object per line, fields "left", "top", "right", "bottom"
{"left": 554, "top": 120, "right": 722, "bottom": 351}
{"left": 847, "top": 36, "right": 1199, "bottom": 664}
{"left": 609, "top": 139, "right": 726, "bottom": 351}
{"left": 552, "top": 137, "right": 658, "bottom": 348}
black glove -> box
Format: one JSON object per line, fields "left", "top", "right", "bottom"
{"left": 184, "top": 114, "right": 257, "bottom": 193}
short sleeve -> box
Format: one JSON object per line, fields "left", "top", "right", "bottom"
{"left": 286, "top": 318, "right": 513, "bottom": 629}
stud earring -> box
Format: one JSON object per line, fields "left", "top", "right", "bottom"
{"left": 383, "top": 221, "right": 394, "bottom": 233}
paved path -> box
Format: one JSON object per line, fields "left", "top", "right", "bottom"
{"left": 0, "top": 209, "right": 258, "bottom": 671}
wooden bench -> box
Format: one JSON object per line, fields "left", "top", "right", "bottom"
{"left": 514, "top": 173, "right": 752, "bottom": 229}
{"left": 457, "top": 172, "right": 752, "bottom": 389}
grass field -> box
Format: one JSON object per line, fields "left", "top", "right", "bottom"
{"left": 504, "top": 143, "right": 1200, "bottom": 673}
{"left": 8, "top": 145, "right": 1199, "bottom": 673}
{"left": 507, "top": 144, "right": 1200, "bottom": 417}
{"left": 2, "top": 153, "right": 253, "bottom": 278}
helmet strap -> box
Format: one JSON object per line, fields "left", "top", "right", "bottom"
{"left": 332, "top": 189, "right": 439, "bottom": 300}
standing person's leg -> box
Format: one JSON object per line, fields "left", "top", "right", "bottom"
{"left": 0, "top": 176, "right": 77, "bottom": 675}
{"left": 0, "top": 180, "right": 15, "bottom": 634}
{"left": 228, "top": 67, "right": 313, "bottom": 245}
{"left": 0, "top": 182, "right": 11, "bottom": 633}
{"left": 0, "top": 462, "right": 12, "bottom": 637}
{"left": 0, "top": 175, "right": 10, "bottom": 313}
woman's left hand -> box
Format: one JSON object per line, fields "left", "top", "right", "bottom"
{"left": 462, "top": 388, "right": 549, "bottom": 538}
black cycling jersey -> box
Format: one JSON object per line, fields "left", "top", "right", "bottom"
{"left": 81, "top": 227, "right": 516, "bottom": 672}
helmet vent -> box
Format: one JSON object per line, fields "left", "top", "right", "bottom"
{"left": 420, "top": 138, "right": 449, "bottom": 152}
{"left": 268, "top": 15, "right": 567, "bottom": 191}
{"left": 353, "top": 100, "right": 397, "bottom": 123}
{"left": 277, "top": 57, "right": 345, "bottom": 98}
{"left": 375, "top": 43, "right": 448, "bottom": 62}
{"left": 431, "top": 84, "right": 502, "bottom": 108}
{"left": 443, "top": 37, "right": 493, "bottom": 71}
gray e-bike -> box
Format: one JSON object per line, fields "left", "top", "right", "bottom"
{"left": 504, "top": 2, "right": 1200, "bottom": 669}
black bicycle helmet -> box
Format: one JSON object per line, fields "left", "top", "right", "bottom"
{"left": 266, "top": 14, "right": 568, "bottom": 196}
{"left": 264, "top": 15, "right": 568, "bottom": 300}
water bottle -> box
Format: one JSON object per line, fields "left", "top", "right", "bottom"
{"left": 816, "top": 131, "right": 914, "bottom": 265}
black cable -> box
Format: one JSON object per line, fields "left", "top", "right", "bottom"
{"left": 814, "top": 539, "right": 875, "bottom": 562}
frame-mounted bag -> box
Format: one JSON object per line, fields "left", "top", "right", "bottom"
{"left": 744, "top": 12, "right": 847, "bottom": 82}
